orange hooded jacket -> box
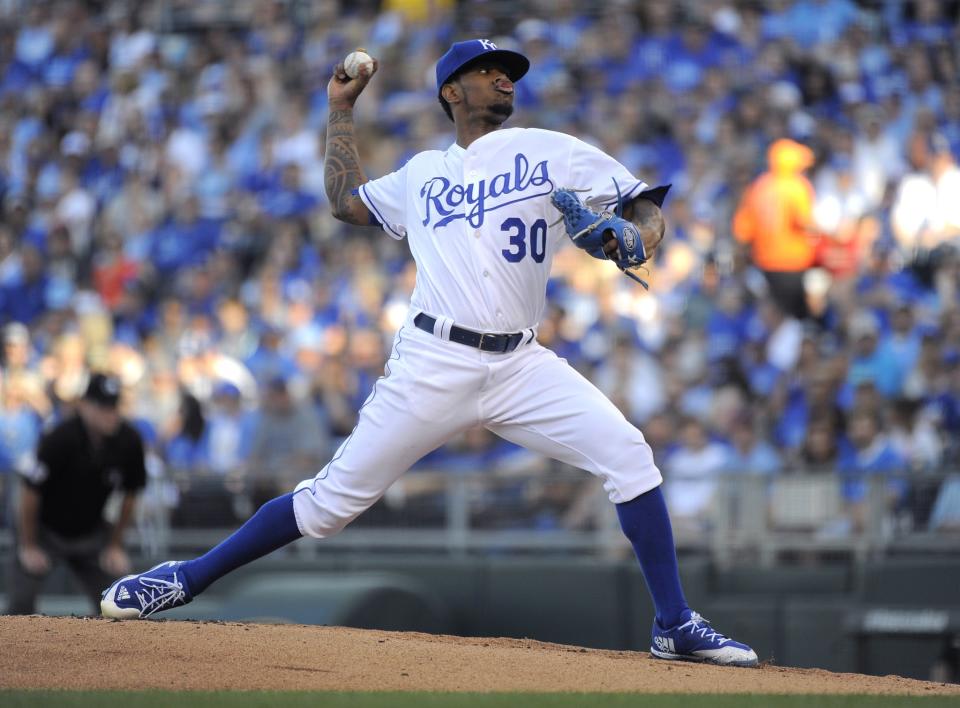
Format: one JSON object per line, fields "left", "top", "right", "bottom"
{"left": 733, "top": 139, "right": 817, "bottom": 272}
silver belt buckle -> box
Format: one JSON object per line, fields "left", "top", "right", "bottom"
{"left": 478, "top": 332, "right": 489, "bottom": 350}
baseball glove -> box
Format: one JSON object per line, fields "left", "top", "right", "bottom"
{"left": 550, "top": 179, "right": 650, "bottom": 288}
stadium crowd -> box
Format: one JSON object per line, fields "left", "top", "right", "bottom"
{"left": 1, "top": 0, "right": 960, "bottom": 537}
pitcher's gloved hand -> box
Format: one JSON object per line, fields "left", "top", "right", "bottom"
{"left": 550, "top": 179, "right": 662, "bottom": 288}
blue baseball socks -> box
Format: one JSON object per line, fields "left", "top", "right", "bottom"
{"left": 180, "top": 492, "right": 303, "bottom": 594}
{"left": 176, "top": 485, "right": 689, "bottom": 624}
{"left": 616, "top": 485, "right": 690, "bottom": 628}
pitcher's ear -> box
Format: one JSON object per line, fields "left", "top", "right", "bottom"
{"left": 441, "top": 82, "right": 460, "bottom": 105}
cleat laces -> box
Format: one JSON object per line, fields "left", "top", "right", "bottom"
{"left": 679, "top": 612, "right": 731, "bottom": 646}
{"left": 132, "top": 571, "right": 186, "bottom": 618}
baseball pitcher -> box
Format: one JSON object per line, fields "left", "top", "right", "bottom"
{"left": 101, "top": 39, "right": 758, "bottom": 668}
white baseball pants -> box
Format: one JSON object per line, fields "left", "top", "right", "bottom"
{"left": 292, "top": 313, "right": 663, "bottom": 538}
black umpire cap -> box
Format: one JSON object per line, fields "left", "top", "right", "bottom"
{"left": 83, "top": 372, "right": 121, "bottom": 408}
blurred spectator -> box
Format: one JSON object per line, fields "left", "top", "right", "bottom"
{"left": 102, "top": 171, "right": 164, "bottom": 250}
{"left": 844, "top": 310, "right": 902, "bottom": 399}
{"left": 891, "top": 132, "right": 960, "bottom": 251}
{"left": 796, "top": 413, "right": 843, "bottom": 473}
{"left": 757, "top": 299, "right": 804, "bottom": 373}
{"left": 1, "top": 323, "right": 50, "bottom": 419}
{"left": 44, "top": 332, "right": 89, "bottom": 407}
{"left": 1, "top": 244, "right": 50, "bottom": 325}
{"left": 852, "top": 104, "right": 905, "bottom": 211}
{"left": 593, "top": 333, "right": 666, "bottom": 424}
{"left": 838, "top": 406, "right": 908, "bottom": 515}
{"left": 216, "top": 298, "right": 258, "bottom": 362}
{"left": 244, "top": 324, "right": 298, "bottom": 384}
{"left": 903, "top": 332, "right": 946, "bottom": 401}
{"left": 929, "top": 355, "right": 960, "bottom": 465}
{"left": 701, "top": 278, "right": 748, "bottom": 363}
{"left": 200, "top": 381, "right": 256, "bottom": 476}
{"left": 92, "top": 229, "right": 140, "bottom": 310}
{"left": 56, "top": 166, "right": 96, "bottom": 256}
{"left": 641, "top": 409, "right": 680, "bottom": 462}
{"left": 245, "top": 375, "right": 328, "bottom": 506}
{"left": 0, "top": 371, "right": 43, "bottom": 478}
{"left": 146, "top": 196, "right": 221, "bottom": 280}
{"left": 883, "top": 301, "right": 923, "bottom": 382}
{"left": 734, "top": 138, "right": 818, "bottom": 319}
{"left": 663, "top": 417, "right": 730, "bottom": 529}
{"left": 163, "top": 391, "right": 207, "bottom": 474}
{"left": 889, "top": 397, "right": 942, "bottom": 471}
{"left": 258, "top": 163, "right": 319, "bottom": 220}
{"left": 813, "top": 154, "right": 872, "bottom": 281}
{"left": 725, "top": 414, "right": 782, "bottom": 475}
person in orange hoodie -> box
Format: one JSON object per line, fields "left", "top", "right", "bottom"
{"left": 733, "top": 139, "right": 819, "bottom": 319}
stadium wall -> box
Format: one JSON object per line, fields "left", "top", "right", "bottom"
{"left": 3, "top": 551, "right": 958, "bottom": 681}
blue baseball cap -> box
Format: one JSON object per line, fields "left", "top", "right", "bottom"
{"left": 435, "top": 38, "right": 529, "bottom": 97}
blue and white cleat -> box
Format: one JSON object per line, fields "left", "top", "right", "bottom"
{"left": 651, "top": 611, "right": 759, "bottom": 667}
{"left": 100, "top": 561, "right": 194, "bottom": 619}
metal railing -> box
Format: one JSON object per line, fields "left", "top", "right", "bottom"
{"left": 2, "top": 468, "right": 959, "bottom": 563}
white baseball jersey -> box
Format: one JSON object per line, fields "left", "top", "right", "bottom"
{"left": 293, "top": 126, "right": 662, "bottom": 539}
{"left": 358, "top": 127, "right": 648, "bottom": 332}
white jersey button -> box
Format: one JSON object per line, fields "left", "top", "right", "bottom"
{"left": 483, "top": 270, "right": 490, "bottom": 277}
{"left": 473, "top": 229, "right": 481, "bottom": 239}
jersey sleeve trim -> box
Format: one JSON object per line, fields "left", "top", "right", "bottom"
{"left": 598, "top": 180, "right": 645, "bottom": 210}
{"left": 358, "top": 183, "right": 405, "bottom": 239}
{"left": 351, "top": 188, "right": 382, "bottom": 226}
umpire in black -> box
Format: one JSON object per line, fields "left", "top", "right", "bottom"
{"left": 7, "top": 373, "right": 146, "bottom": 615}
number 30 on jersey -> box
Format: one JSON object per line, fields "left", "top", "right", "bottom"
{"left": 500, "top": 217, "right": 547, "bottom": 263}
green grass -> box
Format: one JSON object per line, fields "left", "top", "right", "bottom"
{"left": 1, "top": 692, "right": 957, "bottom": 708}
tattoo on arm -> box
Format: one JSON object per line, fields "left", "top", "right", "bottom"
{"left": 325, "top": 108, "right": 372, "bottom": 225}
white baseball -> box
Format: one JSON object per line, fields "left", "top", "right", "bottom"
{"left": 344, "top": 50, "right": 374, "bottom": 79}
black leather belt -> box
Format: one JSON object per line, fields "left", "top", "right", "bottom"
{"left": 414, "top": 313, "right": 526, "bottom": 353}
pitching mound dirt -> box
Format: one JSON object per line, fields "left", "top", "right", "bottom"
{"left": 1, "top": 616, "right": 957, "bottom": 695}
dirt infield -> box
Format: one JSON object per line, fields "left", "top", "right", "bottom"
{"left": 1, "top": 616, "right": 958, "bottom": 695}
